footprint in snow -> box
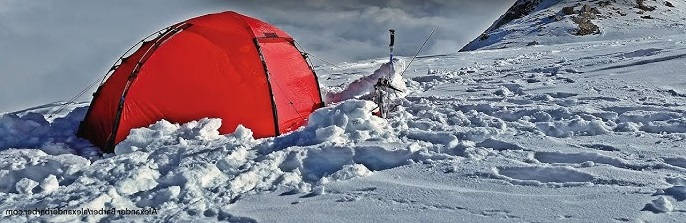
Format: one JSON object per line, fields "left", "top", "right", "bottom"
{"left": 579, "top": 143, "right": 621, "bottom": 151}
{"left": 493, "top": 166, "right": 594, "bottom": 186}
{"left": 663, "top": 157, "right": 686, "bottom": 169}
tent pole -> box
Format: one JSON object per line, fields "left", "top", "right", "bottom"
{"left": 253, "top": 38, "right": 281, "bottom": 136}
{"left": 105, "top": 23, "right": 189, "bottom": 151}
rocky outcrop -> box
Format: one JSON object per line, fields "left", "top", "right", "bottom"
{"left": 485, "top": 0, "right": 544, "bottom": 34}
{"left": 571, "top": 4, "right": 601, "bottom": 35}
{"left": 636, "top": 0, "right": 656, "bottom": 11}
{"left": 459, "top": 0, "right": 550, "bottom": 52}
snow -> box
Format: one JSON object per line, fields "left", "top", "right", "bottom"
{"left": 0, "top": 103, "right": 99, "bottom": 157}
{"left": 40, "top": 175, "right": 59, "bottom": 194}
{"left": 1, "top": 99, "right": 426, "bottom": 221}
{"left": 323, "top": 59, "right": 407, "bottom": 103}
{"left": 1, "top": 0, "right": 686, "bottom": 221}
{"left": 15, "top": 178, "right": 39, "bottom": 195}
{"left": 462, "top": 0, "right": 686, "bottom": 51}
{"left": 644, "top": 196, "right": 675, "bottom": 213}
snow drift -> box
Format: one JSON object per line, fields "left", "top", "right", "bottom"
{"left": 0, "top": 99, "right": 439, "bottom": 222}
{"left": 324, "top": 59, "right": 408, "bottom": 103}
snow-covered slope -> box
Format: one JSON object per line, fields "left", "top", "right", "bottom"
{"left": 461, "top": 0, "right": 686, "bottom": 51}
{"left": 2, "top": 3, "right": 686, "bottom": 221}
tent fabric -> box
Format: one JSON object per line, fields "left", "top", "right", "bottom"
{"left": 78, "top": 11, "right": 323, "bottom": 152}
{"left": 259, "top": 40, "right": 323, "bottom": 133}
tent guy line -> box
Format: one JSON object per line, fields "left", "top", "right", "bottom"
{"left": 42, "top": 24, "right": 188, "bottom": 122}
{"left": 399, "top": 25, "right": 438, "bottom": 77}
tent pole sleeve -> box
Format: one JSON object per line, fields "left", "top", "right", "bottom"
{"left": 253, "top": 38, "right": 281, "bottom": 136}
{"left": 78, "top": 23, "right": 181, "bottom": 147}
{"left": 105, "top": 23, "right": 189, "bottom": 151}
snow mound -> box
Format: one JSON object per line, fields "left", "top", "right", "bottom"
{"left": 0, "top": 100, "right": 425, "bottom": 221}
{"left": 643, "top": 196, "right": 675, "bottom": 213}
{"left": 324, "top": 59, "right": 407, "bottom": 103}
{"left": 0, "top": 149, "right": 91, "bottom": 195}
{"left": 0, "top": 106, "right": 99, "bottom": 157}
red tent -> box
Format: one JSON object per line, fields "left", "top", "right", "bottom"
{"left": 78, "top": 11, "right": 324, "bottom": 152}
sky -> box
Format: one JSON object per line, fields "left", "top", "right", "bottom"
{"left": 0, "top": 0, "right": 515, "bottom": 113}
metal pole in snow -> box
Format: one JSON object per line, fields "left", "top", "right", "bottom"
{"left": 389, "top": 29, "right": 395, "bottom": 63}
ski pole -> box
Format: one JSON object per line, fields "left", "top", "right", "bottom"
{"left": 389, "top": 29, "right": 395, "bottom": 63}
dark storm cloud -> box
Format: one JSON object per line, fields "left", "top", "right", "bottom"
{"left": 0, "top": 0, "right": 514, "bottom": 112}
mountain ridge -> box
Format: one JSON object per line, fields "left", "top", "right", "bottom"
{"left": 460, "top": 0, "right": 686, "bottom": 51}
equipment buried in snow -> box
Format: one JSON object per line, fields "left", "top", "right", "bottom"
{"left": 373, "top": 29, "right": 404, "bottom": 118}
{"left": 374, "top": 78, "right": 404, "bottom": 118}
{"left": 78, "top": 11, "right": 324, "bottom": 152}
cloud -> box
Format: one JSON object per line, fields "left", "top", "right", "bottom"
{"left": 233, "top": 0, "right": 514, "bottom": 60}
{"left": 0, "top": 0, "right": 514, "bottom": 112}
